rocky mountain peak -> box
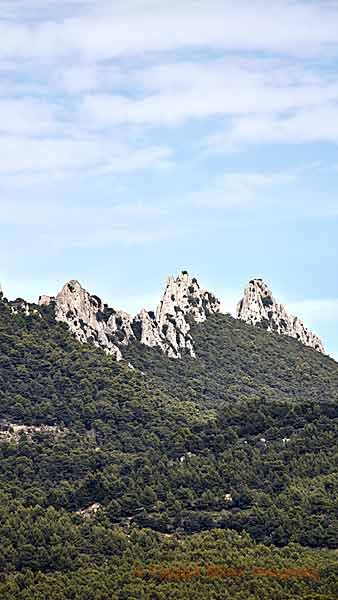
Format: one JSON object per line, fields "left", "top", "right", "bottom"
{"left": 237, "top": 278, "right": 325, "bottom": 353}
{"left": 36, "top": 271, "right": 221, "bottom": 361}
{"left": 156, "top": 271, "right": 220, "bottom": 324}
{"left": 156, "top": 271, "right": 221, "bottom": 358}
{"left": 3, "top": 270, "right": 327, "bottom": 360}
{"left": 51, "top": 279, "right": 130, "bottom": 361}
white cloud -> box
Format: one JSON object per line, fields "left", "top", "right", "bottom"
{"left": 43, "top": 227, "right": 172, "bottom": 249}
{"left": 0, "top": 98, "right": 62, "bottom": 135}
{"left": 0, "top": 191, "right": 176, "bottom": 251}
{"left": 185, "top": 170, "right": 296, "bottom": 208}
{"left": 0, "top": 136, "right": 172, "bottom": 179}
{"left": 0, "top": 197, "right": 166, "bottom": 227}
{"left": 208, "top": 105, "right": 338, "bottom": 150}
{"left": 54, "top": 66, "right": 102, "bottom": 94}
{"left": 0, "top": 3, "right": 337, "bottom": 170}
{"left": 0, "top": 1, "right": 337, "bottom": 191}
{"left": 82, "top": 59, "right": 338, "bottom": 127}
{"left": 1, "top": 1, "right": 338, "bottom": 61}
{"left": 90, "top": 147, "right": 172, "bottom": 175}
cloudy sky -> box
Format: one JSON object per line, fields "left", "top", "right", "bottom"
{"left": 1, "top": 0, "right": 338, "bottom": 357}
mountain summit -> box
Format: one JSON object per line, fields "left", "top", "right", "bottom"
{"left": 38, "top": 271, "right": 221, "bottom": 360}
{"left": 236, "top": 278, "right": 324, "bottom": 352}
{"left": 156, "top": 271, "right": 221, "bottom": 357}
{"left": 35, "top": 272, "right": 325, "bottom": 358}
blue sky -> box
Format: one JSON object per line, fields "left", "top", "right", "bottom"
{"left": 1, "top": 0, "right": 338, "bottom": 358}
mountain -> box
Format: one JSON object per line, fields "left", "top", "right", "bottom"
{"left": 237, "top": 278, "right": 324, "bottom": 352}
{"left": 38, "top": 272, "right": 221, "bottom": 361}
{"left": 37, "top": 272, "right": 323, "bottom": 364}
{"left": 155, "top": 271, "right": 221, "bottom": 357}
{"left": 1, "top": 277, "right": 338, "bottom": 599}
{"left": 125, "top": 311, "right": 338, "bottom": 410}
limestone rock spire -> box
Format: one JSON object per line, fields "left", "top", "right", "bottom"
{"left": 54, "top": 280, "right": 131, "bottom": 360}
{"left": 237, "top": 278, "right": 324, "bottom": 353}
{"left": 37, "top": 271, "right": 221, "bottom": 360}
{"left": 156, "top": 271, "right": 221, "bottom": 358}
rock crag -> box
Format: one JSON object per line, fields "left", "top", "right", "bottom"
{"left": 34, "top": 273, "right": 325, "bottom": 358}
{"left": 237, "top": 278, "right": 324, "bottom": 352}
{"left": 38, "top": 271, "right": 221, "bottom": 360}
{"left": 156, "top": 271, "right": 221, "bottom": 358}
{"left": 43, "top": 280, "right": 136, "bottom": 361}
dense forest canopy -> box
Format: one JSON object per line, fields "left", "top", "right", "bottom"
{"left": 1, "top": 294, "right": 338, "bottom": 599}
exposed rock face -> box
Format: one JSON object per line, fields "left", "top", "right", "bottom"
{"left": 237, "top": 278, "right": 324, "bottom": 352}
{"left": 54, "top": 280, "right": 128, "bottom": 360}
{"left": 76, "top": 502, "right": 101, "bottom": 518}
{"left": 38, "top": 271, "right": 221, "bottom": 361}
{"left": 38, "top": 294, "right": 54, "bottom": 306}
{"left": 106, "top": 310, "right": 135, "bottom": 347}
{"left": 156, "top": 271, "right": 221, "bottom": 358}
{"left": 10, "top": 298, "right": 38, "bottom": 316}
{"left": 0, "top": 422, "right": 62, "bottom": 442}
{"left": 6, "top": 272, "right": 325, "bottom": 359}
{"left": 132, "top": 309, "right": 167, "bottom": 351}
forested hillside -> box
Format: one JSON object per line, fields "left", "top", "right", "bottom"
{"left": 126, "top": 313, "right": 338, "bottom": 408}
{"left": 1, "top": 295, "right": 338, "bottom": 599}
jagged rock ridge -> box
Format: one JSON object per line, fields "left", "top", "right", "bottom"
{"left": 2, "top": 272, "right": 325, "bottom": 358}
{"left": 38, "top": 271, "right": 222, "bottom": 360}
{"left": 237, "top": 278, "right": 324, "bottom": 352}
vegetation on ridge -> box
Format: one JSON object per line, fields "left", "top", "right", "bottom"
{"left": 1, "top": 295, "right": 338, "bottom": 598}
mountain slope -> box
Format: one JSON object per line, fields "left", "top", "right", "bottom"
{"left": 0, "top": 296, "right": 211, "bottom": 449}
{"left": 37, "top": 272, "right": 324, "bottom": 366}
{"left": 125, "top": 312, "right": 338, "bottom": 409}
{"left": 1, "top": 290, "right": 338, "bottom": 598}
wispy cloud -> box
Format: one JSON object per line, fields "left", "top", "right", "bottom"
{"left": 0, "top": 136, "right": 173, "bottom": 181}
{"left": 0, "top": 198, "right": 167, "bottom": 227}
{"left": 81, "top": 60, "right": 338, "bottom": 127}
{"left": 43, "top": 227, "right": 172, "bottom": 249}
{"left": 185, "top": 170, "right": 296, "bottom": 208}
{"left": 0, "top": 2, "right": 337, "bottom": 187}
{"left": 207, "top": 106, "right": 338, "bottom": 152}
{"left": 0, "top": 98, "right": 61, "bottom": 135}
{"left": 1, "top": 1, "right": 338, "bottom": 60}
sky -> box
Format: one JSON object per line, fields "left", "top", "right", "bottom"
{"left": 1, "top": 0, "right": 338, "bottom": 358}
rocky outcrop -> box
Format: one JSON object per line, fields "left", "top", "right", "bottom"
{"left": 132, "top": 309, "right": 167, "bottom": 351}
{"left": 53, "top": 280, "right": 129, "bottom": 360}
{"left": 4, "top": 272, "right": 325, "bottom": 359}
{"left": 10, "top": 298, "right": 39, "bottom": 316}
{"left": 106, "top": 310, "right": 135, "bottom": 347}
{"left": 237, "top": 278, "right": 324, "bottom": 352}
{"left": 38, "top": 294, "right": 55, "bottom": 306}
{"left": 156, "top": 271, "right": 221, "bottom": 357}
{"left": 0, "top": 422, "right": 62, "bottom": 442}
{"left": 76, "top": 502, "right": 102, "bottom": 518}
{"left": 0, "top": 285, "right": 38, "bottom": 316}
{"left": 38, "top": 271, "right": 221, "bottom": 360}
